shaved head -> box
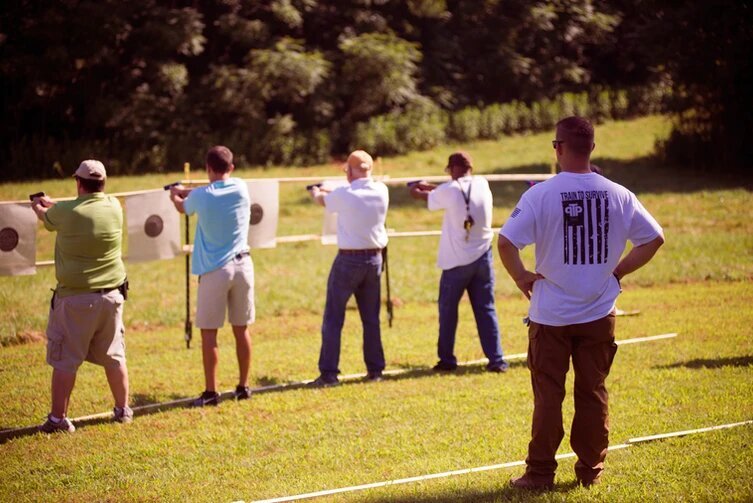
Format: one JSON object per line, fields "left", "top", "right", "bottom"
{"left": 556, "top": 117, "right": 594, "bottom": 156}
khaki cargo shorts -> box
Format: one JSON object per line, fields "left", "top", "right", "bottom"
{"left": 46, "top": 289, "right": 126, "bottom": 373}
{"left": 196, "top": 254, "right": 255, "bottom": 329}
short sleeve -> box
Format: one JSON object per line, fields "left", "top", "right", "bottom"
{"left": 183, "top": 189, "right": 200, "bottom": 216}
{"left": 43, "top": 204, "right": 61, "bottom": 231}
{"left": 427, "top": 182, "right": 452, "bottom": 211}
{"left": 499, "top": 195, "right": 536, "bottom": 249}
{"left": 323, "top": 187, "right": 346, "bottom": 213}
{"left": 627, "top": 194, "right": 663, "bottom": 246}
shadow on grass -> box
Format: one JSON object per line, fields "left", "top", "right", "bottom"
{"left": 131, "top": 392, "right": 185, "bottom": 407}
{"left": 0, "top": 359, "right": 526, "bottom": 444}
{"left": 365, "top": 480, "right": 580, "bottom": 502}
{"left": 656, "top": 355, "right": 753, "bottom": 370}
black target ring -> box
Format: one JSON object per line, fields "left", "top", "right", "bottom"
{"left": 250, "top": 203, "right": 264, "bottom": 225}
{"left": 0, "top": 227, "right": 19, "bottom": 252}
{"left": 144, "top": 215, "right": 164, "bottom": 238}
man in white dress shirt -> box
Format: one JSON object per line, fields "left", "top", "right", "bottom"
{"left": 410, "top": 152, "right": 508, "bottom": 373}
{"left": 308, "top": 150, "right": 389, "bottom": 386}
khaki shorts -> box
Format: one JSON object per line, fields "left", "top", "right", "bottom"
{"left": 46, "top": 289, "right": 126, "bottom": 373}
{"left": 196, "top": 255, "right": 255, "bottom": 329}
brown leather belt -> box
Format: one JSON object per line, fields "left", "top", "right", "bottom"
{"left": 339, "top": 248, "right": 382, "bottom": 256}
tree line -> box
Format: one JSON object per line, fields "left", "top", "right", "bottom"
{"left": 1, "top": 0, "right": 750, "bottom": 180}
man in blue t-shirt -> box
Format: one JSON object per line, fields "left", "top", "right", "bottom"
{"left": 170, "top": 146, "right": 254, "bottom": 406}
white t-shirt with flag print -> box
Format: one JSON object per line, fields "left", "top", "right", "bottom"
{"left": 500, "top": 172, "right": 662, "bottom": 326}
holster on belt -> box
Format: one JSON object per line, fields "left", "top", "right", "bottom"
{"left": 119, "top": 279, "right": 129, "bottom": 301}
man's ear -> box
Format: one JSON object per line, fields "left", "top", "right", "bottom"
{"left": 591, "top": 143, "right": 596, "bottom": 152}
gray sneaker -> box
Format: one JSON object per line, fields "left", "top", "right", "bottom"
{"left": 113, "top": 406, "right": 134, "bottom": 423}
{"left": 38, "top": 414, "right": 75, "bottom": 433}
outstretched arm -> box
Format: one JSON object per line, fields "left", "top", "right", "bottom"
{"left": 497, "top": 235, "right": 544, "bottom": 300}
{"left": 409, "top": 181, "right": 436, "bottom": 201}
{"left": 308, "top": 185, "right": 330, "bottom": 207}
{"left": 31, "top": 195, "right": 55, "bottom": 222}
{"left": 169, "top": 184, "right": 189, "bottom": 214}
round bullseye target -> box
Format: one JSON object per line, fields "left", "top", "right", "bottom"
{"left": 0, "top": 227, "right": 19, "bottom": 252}
{"left": 250, "top": 203, "right": 264, "bottom": 225}
{"left": 144, "top": 215, "right": 164, "bottom": 237}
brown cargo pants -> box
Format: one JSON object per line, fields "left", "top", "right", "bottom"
{"left": 523, "top": 312, "right": 618, "bottom": 484}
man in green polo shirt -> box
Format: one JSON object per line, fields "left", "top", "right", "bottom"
{"left": 31, "top": 160, "right": 132, "bottom": 433}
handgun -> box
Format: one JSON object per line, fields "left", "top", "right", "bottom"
{"left": 163, "top": 182, "right": 181, "bottom": 190}
{"left": 28, "top": 191, "right": 45, "bottom": 201}
{"left": 306, "top": 183, "right": 323, "bottom": 191}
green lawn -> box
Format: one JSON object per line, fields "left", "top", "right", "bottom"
{"left": 1, "top": 115, "right": 752, "bottom": 502}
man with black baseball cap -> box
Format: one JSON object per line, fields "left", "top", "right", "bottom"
{"left": 410, "top": 152, "right": 508, "bottom": 373}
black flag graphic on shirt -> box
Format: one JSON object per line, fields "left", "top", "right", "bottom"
{"left": 561, "top": 190, "right": 610, "bottom": 265}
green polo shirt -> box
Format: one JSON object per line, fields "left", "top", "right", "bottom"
{"left": 43, "top": 192, "right": 127, "bottom": 297}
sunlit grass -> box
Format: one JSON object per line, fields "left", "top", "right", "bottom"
{"left": 1, "top": 114, "right": 752, "bottom": 502}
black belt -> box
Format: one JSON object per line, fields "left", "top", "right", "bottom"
{"left": 339, "top": 248, "right": 382, "bottom": 256}
{"left": 234, "top": 251, "right": 250, "bottom": 260}
{"left": 93, "top": 286, "right": 120, "bottom": 294}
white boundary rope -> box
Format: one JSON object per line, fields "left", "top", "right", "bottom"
{"left": 0, "top": 333, "right": 677, "bottom": 441}
{"left": 246, "top": 419, "right": 753, "bottom": 503}
{"left": 245, "top": 446, "right": 629, "bottom": 503}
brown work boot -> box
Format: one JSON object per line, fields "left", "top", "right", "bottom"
{"left": 509, "top": 474, "right": 554, "bottom": 491}
{"left": 578, "top": 477, "right": 601, "bottom": 488}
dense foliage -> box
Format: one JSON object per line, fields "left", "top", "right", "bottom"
{"left": 0, "top": 0, "right": 749, "bottom": 179}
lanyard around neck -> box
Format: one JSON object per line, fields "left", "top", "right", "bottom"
{"left": 456, "top": 177, "right": 473, "bottom": 214}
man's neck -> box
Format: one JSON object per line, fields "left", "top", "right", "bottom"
{"left": 451, "top": 170, "right": 471, "bottom": 180}
{"left": 558, "top": 159, "right": 591, "bottom": 174}
{"left": 208, "top": 172, "right": 230, "bottom": 183}
{"left": 350, "top": 172, "right": 370, "bottom": 183}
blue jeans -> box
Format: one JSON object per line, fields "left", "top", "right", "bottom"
{"left": 319, "top": 253, "right": 385, "bottom": 377}
{"left": 438, "top": 247, "right": 505, "bottom": 367}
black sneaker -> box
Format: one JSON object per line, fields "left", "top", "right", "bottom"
{"left": 38, "top": 414, "right": 75, "bottom": 433}
{"left": 365, "top": 371, "right": 383, "bottom": 382}
{"left": 234, "top": 385, "right": 252, "bottom": 400}
{"left": 486, "top": 361, "right": 509, "bottom": 373}
{"left": 190, "top": 390, "right": 220, "bottom": 407}
{"left": 432, "top": 361, "right": 458, "bottom": 372}
{"left": 309, "top": 374, "right": 340, "bottom": 387}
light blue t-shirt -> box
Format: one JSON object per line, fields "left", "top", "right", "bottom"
{"left": 184, "top": 178, "right": 250, "bottom": 275}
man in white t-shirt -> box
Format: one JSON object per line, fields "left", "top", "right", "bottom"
{"left": 498, "top": 117, "right": 664, "bottom": 490}
{"left": 410, "top": 152, "right": 508, "bottom": 373}
{"left": 308, "top": 150, "right": 389, "bottom": 386}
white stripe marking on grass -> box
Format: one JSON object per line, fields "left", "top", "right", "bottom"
{"left": 246, "top": 445, "right": 631, "bottom": 503}
{"left": 246, "top": 419, "right": 753, "bottom": 503}
{"left": 628, "top": 420, "right": 753, "bottom": 444}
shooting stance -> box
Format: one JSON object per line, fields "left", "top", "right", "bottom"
{"left": 31, "top": 160, "right": 132, "bottom": 432}
{"left": 169, "top": 146, "right": 254, "bottom": 406}
{"left": 409, "top": 152, "right": 508, "bottom": 373}
{"left": 498, "top": 117, "right": 664, "bottom": 489}
{"left": 308, "top": 150, "right": 389, "bottom": 386}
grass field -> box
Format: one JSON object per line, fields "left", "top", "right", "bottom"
{"left": 1, "top": 115, "right": 752, "bottom": 502}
